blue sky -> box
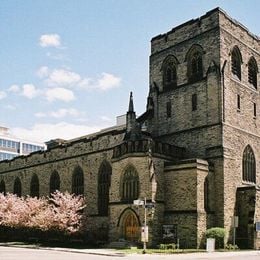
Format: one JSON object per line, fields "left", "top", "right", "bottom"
{"left": 0, "top": 0, "right": 259, "bottom": 142}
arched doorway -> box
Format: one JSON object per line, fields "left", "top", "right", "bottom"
{"left": 120, "top": 210, "right": 140, "bottom": 242}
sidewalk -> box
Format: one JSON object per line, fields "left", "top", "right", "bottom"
{"left": 0, "top": 242, "right": 125, "bottom": 257}
{"left": 0, "top": 242, "right": 260, "bottom": 258}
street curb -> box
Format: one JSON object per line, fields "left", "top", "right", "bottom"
{"left": 0, "top": 244, "right": 126, "bottom": 257}
{"left": 1, "top": 244, "right": 260, "bottom": 258}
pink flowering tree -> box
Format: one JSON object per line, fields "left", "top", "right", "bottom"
{"left": 49, "top": 191, "right": 86, "bottom": 233}
{"left": 0, "top": 191, "right": 86, "bottom": 235}
{"left": 0, "top": 193, "right": 30, "bottom": 228}
{"left": 26, "top": 196, "right": 55, "bottom": 231}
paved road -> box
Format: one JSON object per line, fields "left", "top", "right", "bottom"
{"left": 1, "top": 246, "right": 260, "bottom": 260}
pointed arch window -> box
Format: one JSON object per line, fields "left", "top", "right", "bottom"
{"left": 13, "top": 177, "right": 22, "bottom": 197}
{"left": 231, "top": 46, "right": 242, "bottom": 80}
{"left": 121, "top": 166, "right": 139, "bottom": 202}
{"left": 50, "top": 170, "right": 60, "bottom": 195}
{"left": 162, "top": 56, "right": 178, "bottom": 89}
{"left": 191, "top": 53, "right": 203, "bottom": 76}
{"left": 186, "top": 45, "right": 204, "bottom": 83}
{"left": 242, "top": 145, "right": 256, "bottom": 183}
{"left": 72, "top": 166, "right": 84, "bottom": 195}
{"left": 30, "top": 174, "right": 39, "bottom": 198}
{"left": 248, "top": 57, "right": 258, "bottom": 89}
{"left": 164, "top": 63, "right": 177, "bottom": 88}
{"left": 98, "top": 161, "right": 112, "bottom": 216}
{"left": 0, "top": 180, "right": 6, "bottom": 195}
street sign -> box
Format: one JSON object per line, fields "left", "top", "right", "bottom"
{"left": 232, "top": 216, "right": 239, "bottom": 228}
{"left": 133, "top": 199, "right": 144, "bottom": 206}
{"left": 141, "top": 226, "right": 148, "bottom": 242}
{"left": 256, "top": 222, "right": 260, "bottom": 231}
{"left": 162, "top": 224, "right": 177, "bottom": 242}
{"left": 145, "top": 203, "right": 155, "bottom": 209}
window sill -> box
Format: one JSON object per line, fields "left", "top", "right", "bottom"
{"left": 248, "top": 82, "right": 257, "bottom": 90}
{"left": 241, "top": 181, "right": 256, "bottom": 186}
{"left": 230, "top": 77, "right": 258, "bottom": 93}
{"left": 231, "top": 74, "right": 241, "bottom": 81}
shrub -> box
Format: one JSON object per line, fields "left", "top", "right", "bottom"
{"left": 206, "top": 227, "right": 225, "bottom": 249}
{"left": 159, "top": 244, "right": 166, "bottom": 250}
{"left": 225, "top": 243, "right": 239, "bottom": 250}
{"left": 158, "top": 243, "right": 176, "bottom": 250}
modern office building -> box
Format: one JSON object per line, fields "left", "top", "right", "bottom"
{"left": 0, "top": 126, "right": 45, "bottom": 161}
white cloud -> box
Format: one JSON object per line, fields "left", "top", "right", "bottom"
{"left": 97, "top": 73, "right": 121, "bottom": 91}
{"left": 50, "top": 108, "right": 80, "bottom": 118}
{"left": 34, "top": 112, "right": 46, "bottom": 118}
{"left": 79, "top": 72, "right": 121, "bottom": 91}
{"left": 37, "top": 66, "right": 49, "bottom": 78}
{"left": 35, "top": 108, "right": 82, "bottom": 119}
{"left": 7, "top": 81, "right": 75, "bottom": 103}
{"left": 8, "top": 84, "right": 20, "bottom": 93}
{"left": 45, "top": 87, "right": 75, "bottom": 102}
{"left": 11, "top": 122, "right": 109, "bottom": 143}
{"left": 0, "top": 91, "right": 7, "bottom": 99}
{"left": 78, "top": 78, "right": 92, "bottom": 88}
{"left": 37, "top": 66, "right": 121, "bottom": 92}
{"left": 39, "top": 34, "right": 61, "bottom": 48}
{"left": 46, "top": 68, "right": 81, "bottom": 87}
{"left": 21, "top": 84, "right": 39, "bottom": 99}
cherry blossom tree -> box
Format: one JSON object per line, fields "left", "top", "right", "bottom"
{"left": 0, "top": 191, "right": 86, "bottom": 234}
{"left": 0, "top": 193, "right": 29, "bottom": 227}
{"left": 49, "top": 191, "right": 86, "bottom": 233}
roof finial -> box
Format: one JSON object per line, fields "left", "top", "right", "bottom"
{"left": 128, "top": 91, "right": 134, "bottom": 112}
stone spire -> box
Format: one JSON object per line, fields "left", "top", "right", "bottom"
{"left": 128, "top": 91, "right": 134, "bottom": 112}
{"left": 125, "top": 92, "right": 140, "bottom": 140}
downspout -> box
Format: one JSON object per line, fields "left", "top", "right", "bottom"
{"left": 221, "top": 60, "right": 227, "bottom": 123}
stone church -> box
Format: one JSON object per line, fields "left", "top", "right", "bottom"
{"left": 0, "top": 8, "right": 259, "bottom": 249}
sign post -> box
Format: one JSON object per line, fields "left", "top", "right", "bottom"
{"left": 133, "top": 197, "right": 154, "bottom": 254}
{"left": 232, "top": 216, "right": 239, "bottom": 246}
{"left": 143, "top": 197, "right": 147, "bottom": 253}
{"left": 141, "top": 226, "right": 148, "bottom": 243}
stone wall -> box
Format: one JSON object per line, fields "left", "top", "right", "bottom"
{"left": 109, "top": 154, "right": 165, "bottom": 245}
{"left": 219, "top": 9, "right": 259, "bottom": 245}
{"left": 0, "top": 128, "right": 125, "bottom": 238}
{"left": 164, "top": 159, "right": 212, "bottom": 248}
{"left": 148, "top": 12, "right": 221, "bottom": 143}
